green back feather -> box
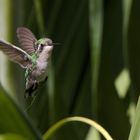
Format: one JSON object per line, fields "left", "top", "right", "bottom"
{"left": 25, "top": 53, "right": 38, "bottom": 79}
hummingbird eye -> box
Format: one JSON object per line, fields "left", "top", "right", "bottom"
{"left": 40, "top": 44, "right": 44, "bottom": 48}
{"left": 38, "top": 44, "right": 44, "bottom": 52}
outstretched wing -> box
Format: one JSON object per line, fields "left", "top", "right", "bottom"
{"left": 0, "top": 39, "right": 32, "bottom": 68}
{"left": 16, "top": 27, "right": 37, "bottom": 55}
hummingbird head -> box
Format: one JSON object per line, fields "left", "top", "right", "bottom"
{"left": 35, "top": 38, "right": 53, "bottom": 54}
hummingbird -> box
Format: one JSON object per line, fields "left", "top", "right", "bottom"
{"left": 0, "top": 27, "right": 54, "bottom": 98}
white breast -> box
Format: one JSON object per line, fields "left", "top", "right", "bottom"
{"left": 33, "top": 45, "right": 53, "bottom": 82}
{"left": 34, "top": 61, "right": 48, "bottom": 82}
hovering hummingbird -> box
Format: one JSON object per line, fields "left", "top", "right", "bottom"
{"left": 0, "top": 27, "right": 54, "bottom": 98}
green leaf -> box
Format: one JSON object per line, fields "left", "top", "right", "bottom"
{"left": 0, "top": 85, "right": 42, "bottom": 140}
{"left": 128, "top": 97, "right": 140, "bottom": 140}
{"left": 0, "top": 134, "right": 28, "bottom": 140}
{"left": 43, "top": 117, "right": 113, "bottom": 140}
{"left": 89, "top": 0, "right": 103, "bottom": 116}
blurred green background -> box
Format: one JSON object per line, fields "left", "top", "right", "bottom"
{"left": 0, "top": 0, "right": 140, "bottom": 140}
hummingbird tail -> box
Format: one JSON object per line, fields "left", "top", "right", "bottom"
{"left": 25, "top": 82, "right": 38, "bottom": 98}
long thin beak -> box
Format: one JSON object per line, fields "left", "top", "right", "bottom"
{"left": 52, "top": 43, "right": 61, "bottom": 45}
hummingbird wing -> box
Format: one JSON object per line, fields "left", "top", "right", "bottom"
{"left": 16, "top": 27, "right": 37, "bottom": 55}
{"left": 0, "top": 39, "right": 32, "bottom": 68}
